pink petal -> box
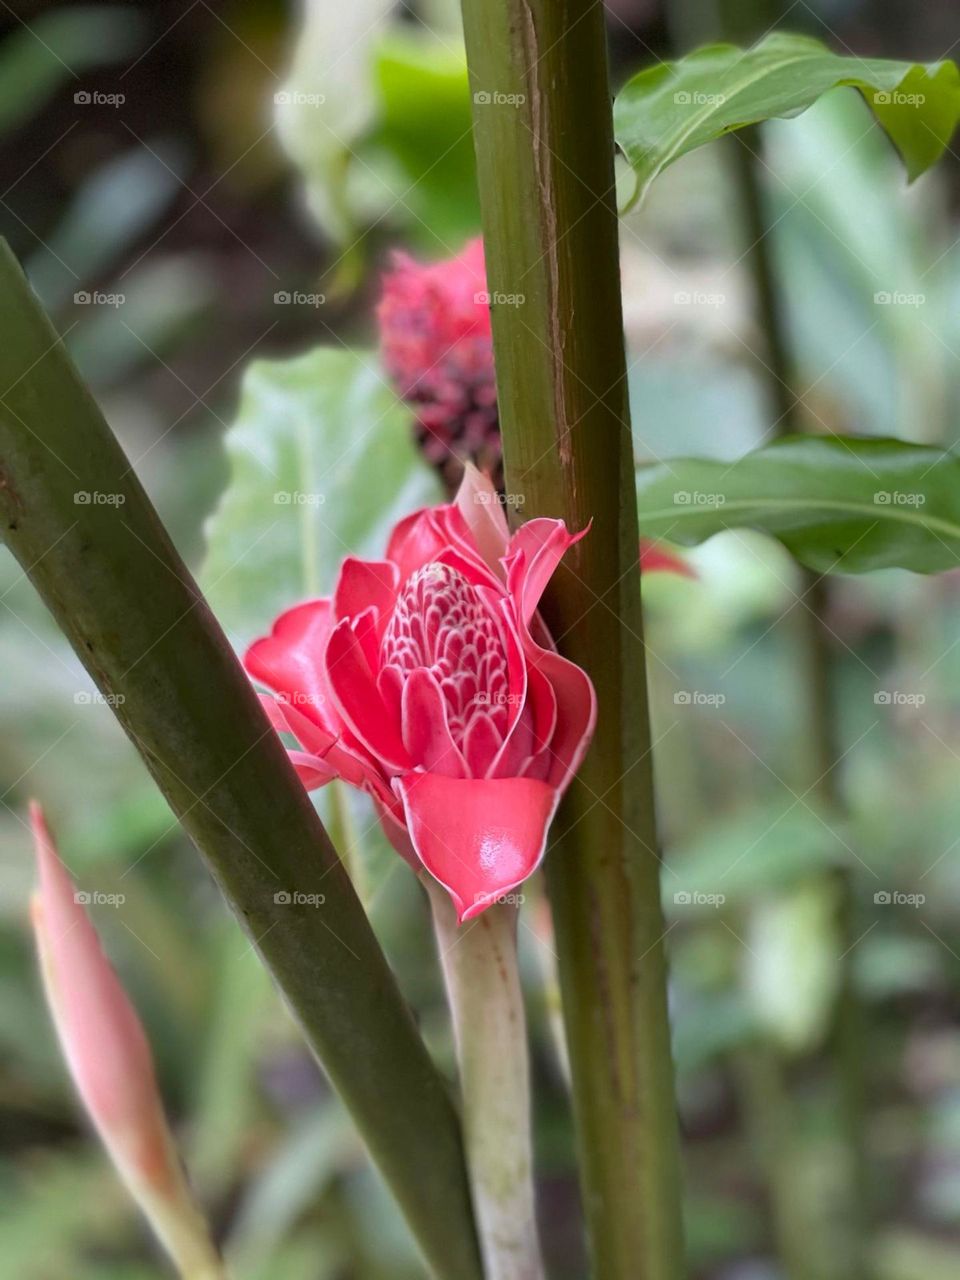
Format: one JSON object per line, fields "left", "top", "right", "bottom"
{"left": 454, "top": 463, "right": 510, "bottom": 578}
{"left": 333, "top": 557, "right": 400, "bottom": 625}
{"left": 526, "top": 647, "right": 597, "bottom": 791}
{"left": 462, "top": 712, "right": 503, "bottom": 778}
{"left": 386, "top": 509, "right": 449, "bottom": 582}
{"left": 257, "top": 692, "right": 373, "bottom": 790}
{"left": 394, "top": 773, "right": 560, "bottom": 923}
{"left": 505, "top": 519, "right": 589, "bottom": 626}
{"left": 245, "top": 599, "right": 334, "bottom": 731}
{"left": 640, "top": 539, "right": 694, "bottom": 577}
{"left": 258, "top": 691, "right": 336, "bottom": 759}
{"left": 287, "top": 751, "right": 339, "bottom": 789}
{"left": 400, "top": 668, "right": 467, "bottom": 777}
{"left": 325, "top": 618, "right": 410, "bottom": 772}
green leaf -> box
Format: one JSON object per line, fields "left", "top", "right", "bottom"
{"left": 614, "top": 33, "right": 960, "bottom": 207}
{"left": 203, "top": 347, "right": 440, "bottom": 647}
{"left": 368, "top": 32, "right": 479, "bottom": 246}
{"left": 275, "top": 0, "right": 395, "bottom": 243}
{"left": 636, "top": 436, "right": 960, "bottom": 574}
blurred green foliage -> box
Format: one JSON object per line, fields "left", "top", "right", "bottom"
{"left": 3, "top": 2, "right": 960, "bottom": 1278}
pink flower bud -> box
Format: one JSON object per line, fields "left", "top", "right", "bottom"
{"left": 377, "top": 236, "right": 690, "bottom": 575}
{"left": 29, "top": 803, "right": 223, "bottom": 1278}
{"left": 378, "top": 237, "right": 500, "bottom": 483}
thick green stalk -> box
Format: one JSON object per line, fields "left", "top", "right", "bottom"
{"left": 428, "top": 882, "right": 544, "bottom": 1280}
{"left": 459, "top": 4, "right": 685, "bottom": 1277}
{"left": 0, "top": 241, "right": 481, "bottom": 1280}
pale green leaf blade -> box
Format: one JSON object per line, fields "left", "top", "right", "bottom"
{"left": 203, "top": 346, "right": 441, "bottom": 646}
{"left": 614, "top": 33, "right": 960, "bottom": 207}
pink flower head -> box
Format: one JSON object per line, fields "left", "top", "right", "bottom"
{"left": 379, "top": 237, "right": 691, "bottom": 577}
{"left": 246, "top": 467, "right": 596, "bottom": 922}
{"left": 378, "top": 236, "right": 498, "bottom": 470}
{"left": 28, "top": 804, "right": 220, "bottom": 1275}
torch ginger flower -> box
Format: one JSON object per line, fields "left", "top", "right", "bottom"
{"left": 28, "top": 804, "right": 223, "bottom": 1279}
{"left": 378, "top": 236, "right": 499, "bottom": 482}
{"left": 378, "top": 236, "right": 692, "bottom": 578}
{"left": 246, "top": 467, "right": 596, "bottom": 922}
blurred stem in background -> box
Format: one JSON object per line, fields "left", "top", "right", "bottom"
{"left": 729, "top": 115, "right": 872, "bottom": 1280}
{"left": 459, "top": 1, "right": 685, "bottom": 1276}
{"left": 668, "top": 0, "right": 873, "bottom": 1275}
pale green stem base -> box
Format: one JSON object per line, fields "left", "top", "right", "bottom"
{"left": 427, "top": 880, "right": 545, "bottom": 1280}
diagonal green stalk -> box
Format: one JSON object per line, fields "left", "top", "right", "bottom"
{"left": 458, "top": 3, "right": 685, "bottom": 1276}
{"left": 0, "top": 240, "right": 481, "bottom": 1280}
{"left": 427, "top": 881, "right": 544, "bottom": 1280}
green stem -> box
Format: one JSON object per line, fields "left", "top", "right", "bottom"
{"left": 428, "top": 882, "right": 544, "bottom": 1280}
{"left": 459, "top": 3, "right": 685, "bottom": 1276}
{"left": 0, "top": 241, "right": 481, "bottom": 1280}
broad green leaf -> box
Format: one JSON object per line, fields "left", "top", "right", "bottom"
{"left": 203, "top": 346, "right": 440, "bottom": 646}
{"left": 275, "top": 0, "right": 396, "bottom": 243}
{"left": 614, "top": 33, "right": 960, "bottom": 207}
{"left": 636, "top": 436, "right": 960, "bottom": 574}
{"left": 368, "top": 32, "right": 479, "bottom": 245}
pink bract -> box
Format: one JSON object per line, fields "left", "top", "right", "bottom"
{"left": 246, "top": 467, "right": 596, "bottom": 922}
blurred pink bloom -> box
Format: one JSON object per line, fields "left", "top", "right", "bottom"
{"left": 28, "top": 803, "right": 221, "bottom": 1277}
{"left": 378, "top": 237, "right": 499, "bottom": 475}
{"left": 247, "top": 467, "right": 596, "bottom": 922}
{"left": 378, "top": 235, "right": 691, "bottom": 577}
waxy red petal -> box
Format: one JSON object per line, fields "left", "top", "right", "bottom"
{"left": 333, "top": 557, "right": 400, "bottom": 626}
{"left": 245, "top": 599, "right": 334, "bottom": 732}
{"left": 639, "top": 539, "right": 694, "bottom": 577}
{"left": 400, "top": 668, "right": 467, "bottom": 778}
{"left": 394, "top": 773, "right": 559, "bottom": 923}
{"left": 325, "top": 618, "right": 410, "bottom": 772}
{"left": 454, "top": 464, "right": 510, "bottom": 579}
{"left": 505, "top": 519, "right": 589, "bottom": 626}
